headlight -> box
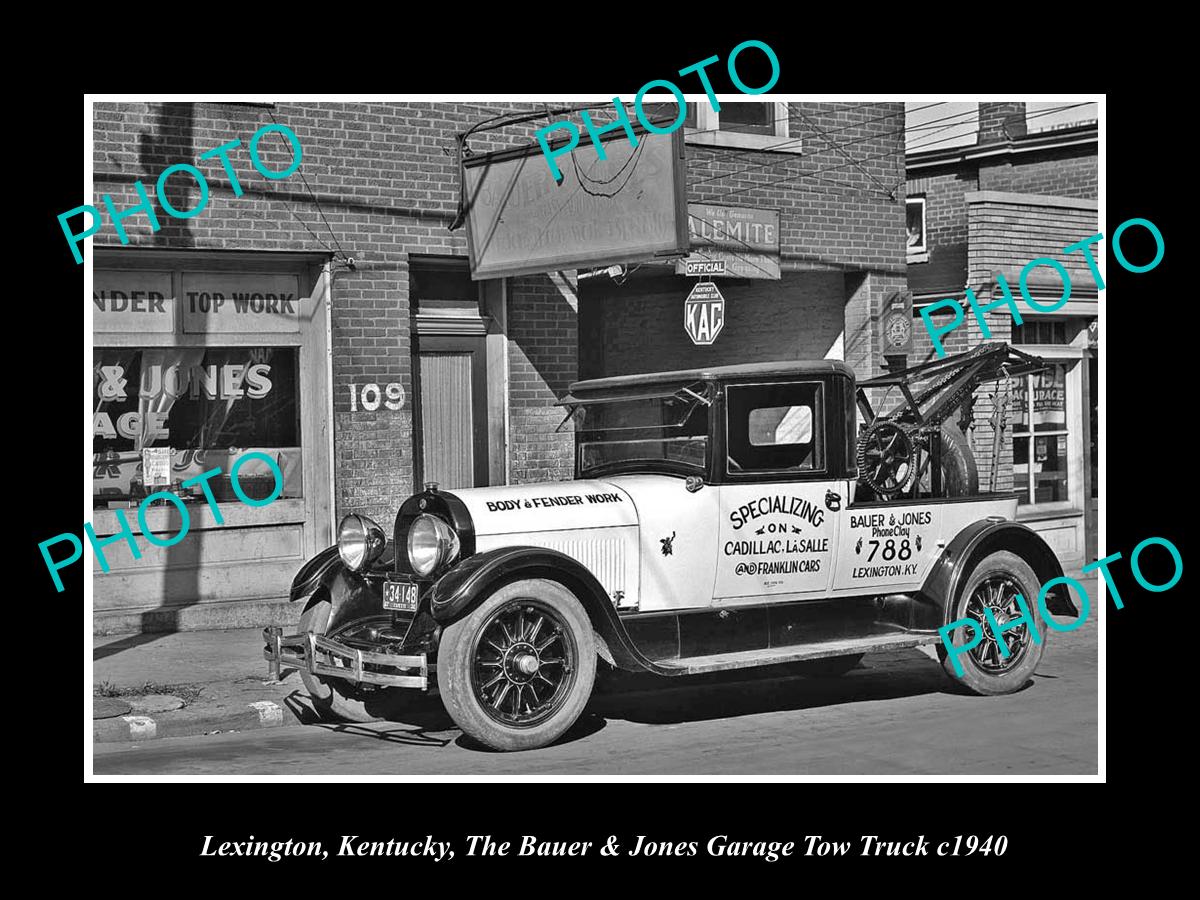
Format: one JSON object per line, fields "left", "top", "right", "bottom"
{"left": 407, "top": 513, "right": 460, "bottom": 577}
{"left": 337, "top": 514, "right": 386, "bottom": 572}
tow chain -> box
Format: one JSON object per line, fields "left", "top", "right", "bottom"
{"left": 986, "top": 365, "right": 1015, "bottom": 491}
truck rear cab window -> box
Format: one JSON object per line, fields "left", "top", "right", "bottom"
{"left": 727, "top": 382, "right": 823, "bottom": 474}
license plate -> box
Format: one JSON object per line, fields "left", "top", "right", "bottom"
{"left": 383, "top": 580, "right": 418, "bottom": 612}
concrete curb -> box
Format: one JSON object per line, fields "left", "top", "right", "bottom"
{"left": 93, "top": 698, "right": 304, "bottom": 743}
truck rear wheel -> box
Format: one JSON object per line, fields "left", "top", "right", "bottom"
{"left": 438, "top": 578, "right": 596, "bottom": 752}
{"left": 938, "top": 551, "right": 1046, "bottom": 695}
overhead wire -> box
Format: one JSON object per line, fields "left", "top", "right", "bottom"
{"left": 458, "top": 100, "right": 1094, "bottom": 279}
{"left": 679, "top": 100, "right": 940, "bottom": 143}
{"left": 689, "top": 102, "right": 1093, "bottom": 196}
{"left": 907, "top": 102, "right": 1092, "bottom": 151}
{"left": 258, "top": 108, "right": 353, "bottom": 264}
{"left": 686, "top": 103, "right": 978, "bottom": 181}
{"left": 727, "top": 102, "right": 1085, "bottom": 181}
{"left": 685, "top": 103, "right": 1096, "bottom": 224}
{"left": 795, "top": 108, "right": 896, "bottom": 199}
{"left": 572, "top": 140, "right": 648, "bottom": 197}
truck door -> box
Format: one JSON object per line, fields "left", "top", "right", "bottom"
{"left": 715, "top": 380, "right": 838, "bottom": 601}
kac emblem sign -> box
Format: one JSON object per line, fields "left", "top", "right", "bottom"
{"left": 685, "top": 281, "right": 725, "bottom": 346}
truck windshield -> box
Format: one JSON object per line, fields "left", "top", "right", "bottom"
{"left": 572, "top": 390, "right": 709, "bottom": 477}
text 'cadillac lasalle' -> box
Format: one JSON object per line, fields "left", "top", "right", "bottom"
{"left": 265, "top": 344, "right": 1078, "bottom": 751}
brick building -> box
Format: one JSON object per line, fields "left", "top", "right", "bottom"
{"left": 906, "top": 102, "right": 1099, "bottom": 566}
{"left": 90, "top": 101, "right": 586, "bottom": 633}
{"left": 580, "top": 102, "right": 906, "bottom": 381}
{"left": 88, "top": 100, "right": 910, "bottom": 633}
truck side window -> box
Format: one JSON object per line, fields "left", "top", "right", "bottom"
{"left": 727, "top": 382, "right": 824, "bottom": 474}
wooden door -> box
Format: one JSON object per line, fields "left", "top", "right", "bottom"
{"left": 414, "top": 334, "right": 489, "bottom": 489}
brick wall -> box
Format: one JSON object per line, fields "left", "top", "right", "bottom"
{"left": 587, "top": 271, "right": 846, "bottom": 377}
{"left": 906, "top": 129, "right": 1098, "bottom": 497}
{"left": 965, "top": 195, "right": 1100, "bottom": 289}
{"left": 907, "top": 129, "right": 1097, "bottom": 297}
{"left": 979, "top": 145, "right": 1097, "bottom": 199}
{"left": 963, "top": 195, "right": 1099, "bottom": 493}
{"left": 508, "top": 273, "right": 577, "bottom": 484}
{"left": 89, "top": 101, "right": 910, "bottom": 514}
{"left": 687, "top": 103, "right": 906, "bottom": 277}
{"left": 978, "top": 102, "right": 1027, "bottom": 143}
{"left": 91, "top": 101, "right": 581, "bottom": 517}
{"left": 583, "top": 102, "right": 907, "bottom": 382}
{"left": 907, "top": 169, "right": 978, "bottom": 296}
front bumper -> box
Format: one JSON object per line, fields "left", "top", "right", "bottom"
{"left": 263, "top": 626, "right": 430, "bottom": 690}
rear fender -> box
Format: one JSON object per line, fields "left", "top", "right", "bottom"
{"left": 427, "top": 546, "right": 677, "bottom": 676}
{"left": 916, "top": 519, "right": 1077, "bottom": 629}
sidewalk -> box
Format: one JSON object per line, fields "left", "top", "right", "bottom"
{"left": 92, "top": 628, "right": 317, "bottom": 742}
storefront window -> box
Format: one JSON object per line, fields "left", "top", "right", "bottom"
{"left": 1012, "top": 363, "right": 1069, "bottom": 505}
{"left": 93, "top": 347, "right": 302, "bottom": 509}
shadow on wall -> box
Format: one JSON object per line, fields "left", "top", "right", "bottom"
{"left": 580, "top": 269, "right": 850, "bottom": 378}
{"left": 141, "top": 103, "right": 200, "bottom": 641}
{"left": 139, "top": 102, "right": 196, "bottom": 249}
{"left": 510, "top": 273, "right": 578, "bottom": 400}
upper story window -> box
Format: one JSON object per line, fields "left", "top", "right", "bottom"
{"left": 682, "top": 102, "right": 799, "bottom": 153}
{"left": 1012, "top": 319, "right": 1068, "bottom": 345}
{"left": 906, "top": 196, "right": 927, "bottom": 258}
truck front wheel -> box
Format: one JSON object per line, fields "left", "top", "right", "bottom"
{"left": 938, "top": 551, "right": 1047, "bottom": 695}
{"left": 299, "top": 593, "right": 418, "bottom": 724}
{"left": 437, "top": 579, "right": 597, "bottom": 752}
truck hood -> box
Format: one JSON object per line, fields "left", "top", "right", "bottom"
{"left": 451, "top": 480, "right": 638, "bottom": 536}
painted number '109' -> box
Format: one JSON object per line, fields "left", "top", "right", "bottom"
{"left": 348, "top": 382, "right": 404, "bottom": 412}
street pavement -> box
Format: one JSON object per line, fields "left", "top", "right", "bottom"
{"left": 93, "top": 587, "right": 1098, "bottom": 775}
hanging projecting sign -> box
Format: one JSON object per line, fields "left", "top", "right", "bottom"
{"left": 685, "top": 281, "right": 725, "bottom": 346}
{"left": 462, "top": 125, "right": 689, "bottom": 281}
{"left": 675, "top": 203, "right": 780, "bottom": 280}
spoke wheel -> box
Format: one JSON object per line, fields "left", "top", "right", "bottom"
{"left": 437, "top": 578, "right": 597, "bottom": 752}
{"left": 470, "top": 599, "right": 578, "bottom": 728}
{"left": 937, "top": 550, "right": 1047, "bottom": 696}
{"left": 963, "top": 575, "right": 1031, "bottom": 673}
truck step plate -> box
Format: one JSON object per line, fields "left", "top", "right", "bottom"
{"left": 658, "top": 633, "right": 942, "bottom": 675}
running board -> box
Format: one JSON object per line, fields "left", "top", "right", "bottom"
{"left": 654, "top": 633, "right": 942, "bottom": 676}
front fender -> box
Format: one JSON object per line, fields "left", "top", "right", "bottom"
{"left": 289, "top": 545, "right": 341, "bottom": 602}
{"left": 427, "top": 546, "right": 678, "bottom": 677}
{"left": 916, "top": 519, "right": 1077, "bottom": 629}
{"left": 288, "top": 544, "right": 390, "bottom": 635}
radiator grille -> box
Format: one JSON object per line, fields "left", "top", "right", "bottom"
{"left": 532, "top": 536, "right": 626, "bottom": 598}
